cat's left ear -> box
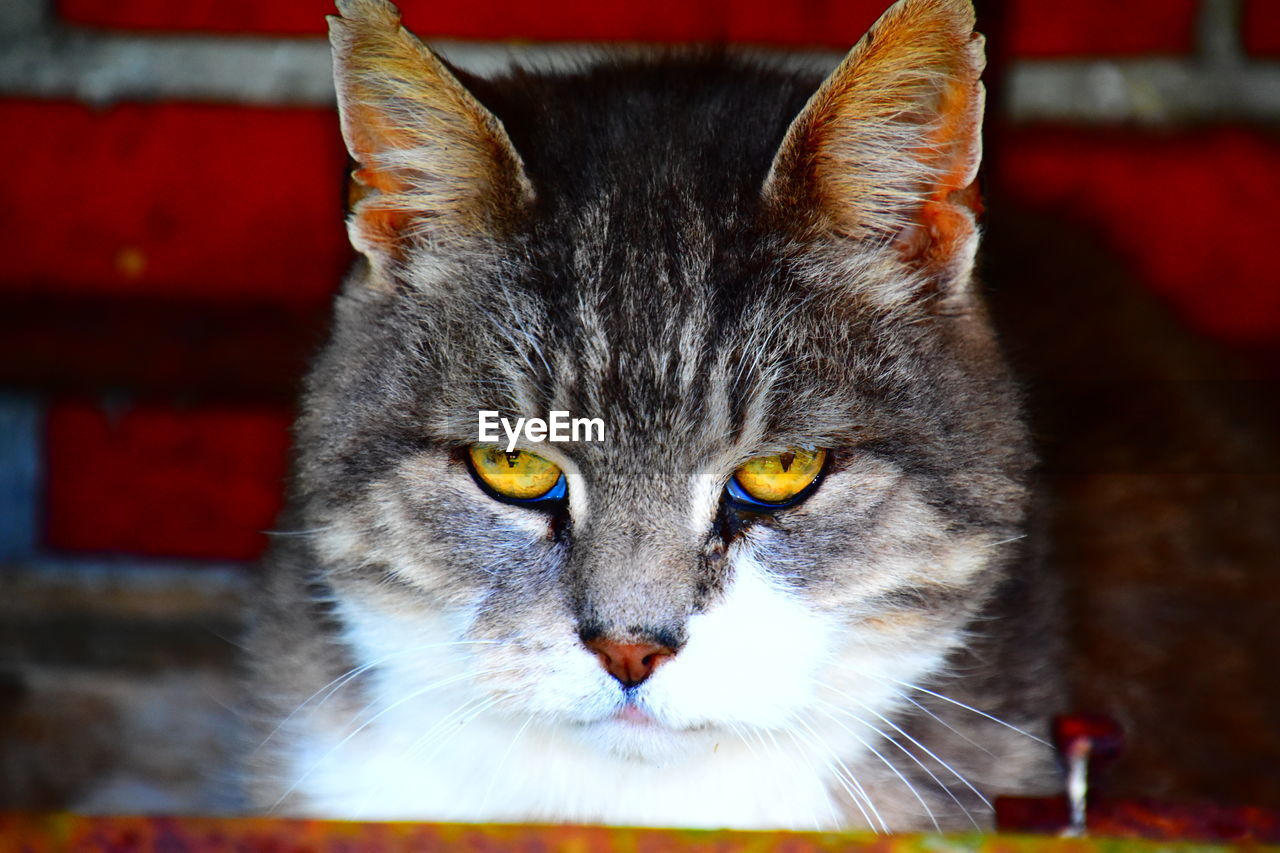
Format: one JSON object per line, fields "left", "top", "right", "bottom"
{"left": 329, "top": 0, "right": 533, "bottom": 282}
{"left": 764, "top": 0, "right": 985, "bottom": 297}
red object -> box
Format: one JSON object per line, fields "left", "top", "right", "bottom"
{"left": 996, "top": 795, "right": 1280, "bottom": 843}
{"left": 1053, "top": 714, "right": 1125, "bottom": 770}
{"left": 44, "top": 399, "right": 292, "bottom": 560}
{"left": 0, "top": 100, "right": 351, "bottom": 306}
{"left": 1243, "top": 0, "right": 1280, "bottom": 56}
{"left": 57, "top": 0, "right": 1194, "bottom": 56}
{"left": 997, "top": 128, "right": 1280, "bottom": 345}
{"left": 1000, "top": 713, "right": 1280, "bottom": 842}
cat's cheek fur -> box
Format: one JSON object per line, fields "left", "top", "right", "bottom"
{"left": 278, "top": 552, "right": 968, "bottom": 830}
{"left": 640, "top": 555, "right": 835, "bottom": 730}
{"left": 279, "top": 560, "right": 859, "bottom": 829}
{"left": 315, "top": 453, "right": 561, "bottom": 598}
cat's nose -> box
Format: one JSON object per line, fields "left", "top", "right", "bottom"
{"left": 582, "top": 637, "right": 675, "bottom": 687}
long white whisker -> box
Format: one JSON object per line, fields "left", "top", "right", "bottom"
{"left": 261, "top": 526, "right": 336, "bottom": 537}
{"left": 982, "top": 534, "right": 1028, "bottom": 550}
{"left": 355, "top": 694, "right": 502, "bottom": 816}
{"left": 271, "top": 666, "right": 501, "bottom": 811}
{"left": 787, "top": 715, "right": 884, "bottom": 832}
{"left": 877, "top": 675, "right": 1049, "bottom": 746}
{"left": 722, "top": 720, "right": 761, "bottom": 762}
{"left": 810, "top": 704, "right": 942, "bottom": 831}
{"left": 892, "top": 689, "right": 996, "bottom": 758}
{"left": 815, "top": 753, "right": 875, "bottom": 832}
{"left": 817, "top": 699, "right": 979, "bottom": 830}
{"left": 255, "top": 640, "right": 499, "bottom": 753}
{"left": 395, "top": 694, "right": 496, "bottom": 767}
{"left": 338, "top": 662, "right": 501, "bottom": 740}
{"left": 781, "top": 724, "right": 847, "bottom": 831}
{"left": 478, "top": 713, "right": 537, "bottom": 815}
{"left": 724, "top": 720, "right": 829, "bottom": 833}
{"left": 758, "top": 723, "right": 834, "bottom": 830}
{"left": 834, "top": 665, "right": 1049, "bottom": 747}
{"left": 820, "top": 687, "right": 992, "bottom": 812}
{"left": 415, "top": 697, "right": 504, "bottom": 767}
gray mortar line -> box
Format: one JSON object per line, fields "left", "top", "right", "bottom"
{"left": 0, "top": 19, "right": 1277, "bottom": 124}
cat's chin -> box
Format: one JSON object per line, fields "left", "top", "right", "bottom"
{"left": 575, "top": 704, "right": 720, "bottom": 764}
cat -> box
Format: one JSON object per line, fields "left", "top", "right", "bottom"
{"left": 243, "top": 0, "right": 1065, "bottom": 831}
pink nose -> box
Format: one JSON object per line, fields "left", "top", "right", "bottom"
{"left": 583, "top": 638, "right": 675, "bottom": 687}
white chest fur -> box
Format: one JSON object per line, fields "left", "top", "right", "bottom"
{"left": 274, "top": 559, "right": 956, "bottom": 831}
{"left": 287, "top": 710, "right": 845, "bottom": 830}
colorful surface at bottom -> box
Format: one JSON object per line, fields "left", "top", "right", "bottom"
{"left": 2, "top": 815, "right": 1271, "bottom": 853}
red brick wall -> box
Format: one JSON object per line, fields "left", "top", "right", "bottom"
{"left": 6, "top": 0, "right": 1278, "bottom": 562}
{"left": 44, "top": 401, "right": 292, "bottom": 560}
{"left": 996, "top": 128, "right": 1280, "bottom": 344}
{"left": 0, "top": 101, "right": 349, "bottom": 305}
{"left": 56, "top": 0, "right": 1198, "bottom": 54}
{"left": 1243, "top": 0, "right": 1280, "bottom": 56}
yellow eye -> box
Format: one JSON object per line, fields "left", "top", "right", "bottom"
{"left": 731, "top": 447, "right": 827, "bottom": 506}
{"left": 468, "top": 445, "right": 565, "bottom": 501}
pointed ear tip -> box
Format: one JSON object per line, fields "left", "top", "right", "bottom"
{"left": 908, "top": 0, "right": 977, "bottom": 41}
{"left": 328, "top": 0, "right": 415, "bottom": 57}
{"left": 332, "top": 0, "right": 401, "bottom": 27}
{"left": 938, "top": 0, "right": 978, "bottom": 27}
{"left": 878, "top": 0, "right": 978, "bottom": 53}
{"left": 969, "top": 32, "right": 988, "bottom": 69}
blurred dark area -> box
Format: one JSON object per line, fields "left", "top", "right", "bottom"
{"left": 0, "top": 0, "right": 1278, "bottom": 820}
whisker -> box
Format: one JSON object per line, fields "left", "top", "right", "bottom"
{"left": 410, "top": 695, "right": 506, "bottom": 772}
{"left": 816, "top": 698, "right": 979, "bottom": 830}
{"left": 261, "top": 526, "right": 337, "bottom": 538}
{"left": 777, "top": 723, "right": 850, "bottom": 831}
{"left": 783, "top": 712, "right": 885, "bottom": 824}
{"left": 722, "top": 720, "right": 762, "bottom": 762}
{"left": 833, "top": 665, "right": 1050, "bottom": 747}
{"left": 402, "top": 693, "right": 504, "bottom": 763}
{"left": 254, "top": 640, "right": 499, "bottom": 754}
{"left": 876, "top": 675, "right": 1049, "bottom": 747}
{"left": 723, "top": 721, "right": 826, "bottom": 832}
{"left": 787, "top": 715, "right": 885, "bottom": 832}
{"left": 478, "top": 712, "right": 537, "bottom": 815}
{"left": 982, "top": 534, "right": 1027, "bottom": 550}
{"left": 809, "top": 704, "right": 942, "bottom": 831}
{"left": 819, "top": 686, "right": 992, "bottom": 812}
{"left": 271, "top": 666, "right": 501, "bottom": 811}
{"left": 746, "top": 721, "right": 829, "bottom": 831}
{"left": 355, "top": 693, "right": 502, "bottom": 816}
{"left": 892, "top": 690, "right": 996, "bottom": 758}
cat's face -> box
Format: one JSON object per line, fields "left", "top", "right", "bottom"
{"left": 295, "top": 0, "right": 1026, "bottom": 769}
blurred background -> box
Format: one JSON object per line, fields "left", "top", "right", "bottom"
{"left": 0, "top": 0, "right": 1278, "bottom": 818}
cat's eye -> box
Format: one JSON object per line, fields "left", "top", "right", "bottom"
{"left": 468, "top": 445, "right": 567, "bottom": 504}
{"left": 726, "top": 447, "right": 827, "bottom": 509}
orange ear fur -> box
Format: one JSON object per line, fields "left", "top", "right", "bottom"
{"left": 764, "top": 0, "right": 985, "bottom": 283}
{"left": 328, "top": 0, "right": 532, "bottom": 273}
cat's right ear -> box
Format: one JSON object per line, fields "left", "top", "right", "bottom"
{"left": 328, "top": 0, "right": 532, "bottom": 283}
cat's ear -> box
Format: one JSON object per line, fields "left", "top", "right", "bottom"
{"left": 328, "top": 0, "right": 532, "bottom": 278}
{"left": 764, "top": 0, "right": 985, "bottom": 292}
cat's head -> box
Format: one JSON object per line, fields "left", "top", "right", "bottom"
{"left": 295, "top": 0, "right": 1028, "bottom": 767}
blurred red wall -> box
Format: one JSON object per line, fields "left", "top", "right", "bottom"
{"left": 2, "top": 0, "right": 1276, "bottom": 561}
